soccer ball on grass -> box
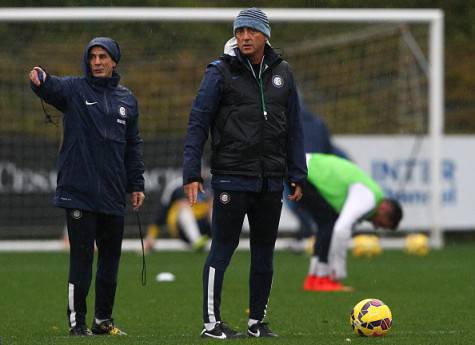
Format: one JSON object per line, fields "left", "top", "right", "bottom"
{"left": 404, "top": 233, "right": 429, "bottom": 256}
{"left": 350, "top": 298, "right": 392, "bottom": 336}
{"left": 352, "top": 234, "right": 382, "bottom": 258}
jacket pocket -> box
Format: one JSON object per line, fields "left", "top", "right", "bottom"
{"left": 57, "top": 139, "right": 96, "bottom": 195}
{"left": 108, "top": 119, "right": 127, "bottom": 144}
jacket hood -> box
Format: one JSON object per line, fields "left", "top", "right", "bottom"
{"left": 224, "top": 37, "right": 238, "bottom": 56}
{"left": 82, "top": 37, "right": 121, "bottom": 85}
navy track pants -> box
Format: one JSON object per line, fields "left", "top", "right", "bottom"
{"left": 65, "top": 208, "right": 124, "bottom": 327}
{"left": 203, "top": 190, "right": 283, "bottom": 323}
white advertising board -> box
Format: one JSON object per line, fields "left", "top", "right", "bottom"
{"left": 334, "top": 135, "right": 475, "bottom": 230}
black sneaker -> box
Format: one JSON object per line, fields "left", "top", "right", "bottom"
{"left": 91, "top": 319, "right": 127, "bottom": 336}
{"left": 69, "top": 325, "right": 93, "bottom": 336}
{"left": 247, "top": 322, "right": 278, "bottom": 337}
{"left": 201, "top": 322, "right": 244, "bottom": 339}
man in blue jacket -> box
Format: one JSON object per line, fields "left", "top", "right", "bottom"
{"left": 29, "top": 37, "right": 145, "bottom": 336}
{"left": 183, "top": 8, "right": 307, "bottom": 339}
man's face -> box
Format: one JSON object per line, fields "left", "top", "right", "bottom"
{"left": 88, "top": 46, "right": 116, "bottom": 78}
{"left": 372, "top": 201, "right": 394, "bottom": 230}
{"left": 235, "top": 27, "right": 267, "bottom": 63}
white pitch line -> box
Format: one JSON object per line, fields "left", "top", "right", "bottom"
{"left": 0, "top": 238, "right": 406, "bottom": 252}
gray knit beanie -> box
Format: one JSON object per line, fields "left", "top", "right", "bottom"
{"left": 233, "top": 8, "right": 271, "bottom": 38}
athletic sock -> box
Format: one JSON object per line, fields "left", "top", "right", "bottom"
{"left": 317, "top": 260, "right": 331, "bottom": 277}
{"left": 308, "top": 256, "right": 318, "bottom": 275}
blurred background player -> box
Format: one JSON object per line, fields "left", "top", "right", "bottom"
{"left": 300, "top": 153, "right": 403, "bottom": 291}
{"left": 144, "top": 176, "right": 211, "bottom": 252}
{"left": 285, "top": 95, "right": 350, "bottom": 252}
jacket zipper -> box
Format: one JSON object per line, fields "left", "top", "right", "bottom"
{"left": 99, "top": 90, "right": 111, "bottom": 200}
{"left": 103, "top": 90, "right": 110, "bottom": 138}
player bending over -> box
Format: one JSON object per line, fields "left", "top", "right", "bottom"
{"left": 300, "top": 153, "right": 402, "bottom": 291}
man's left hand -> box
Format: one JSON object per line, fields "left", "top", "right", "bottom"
{"left": 131, "top": 191, "right": 145, "bottom": 211}
{"left": 288, "top": 183, "right": 303, "bottom": 202}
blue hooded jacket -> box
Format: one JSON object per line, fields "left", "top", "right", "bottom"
{"left": 31, "top": 37, "right": 144, "bottom": 216}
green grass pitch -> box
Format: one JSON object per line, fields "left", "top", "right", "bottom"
{"left": 0, "top": 242, "right": 474, "bottom": 344}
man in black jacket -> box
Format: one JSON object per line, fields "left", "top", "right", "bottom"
{"left": 183, "top": 8, "right": 307, "bottom": 339}
{"left": 29, "top": 37, "right": 145, "bottom": 336}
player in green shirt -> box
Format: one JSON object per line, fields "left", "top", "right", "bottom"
{"left": 300, "top": 154, "right": 403, "bottom": 291}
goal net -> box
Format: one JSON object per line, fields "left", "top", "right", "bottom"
{"left": 0, "top": 8, "right": 443, "bottom": 246}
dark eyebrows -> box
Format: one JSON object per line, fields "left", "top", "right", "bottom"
{"left": 88, "top": 53, "right": 109, "bottom": 59}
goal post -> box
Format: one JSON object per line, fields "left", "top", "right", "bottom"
{"left": 0, "top": 7, "right": 444, "bottom": 247}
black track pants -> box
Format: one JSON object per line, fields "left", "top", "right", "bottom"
{"left": 300, "top": 184, "right": 339, "bottom": 262}
{"left": 65, "top": 209, "right": 124, "bottom": 327}
{"left": 203, "top": 190, "right": 282, "bottom": 323}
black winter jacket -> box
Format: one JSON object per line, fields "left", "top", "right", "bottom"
{"left": 210, "top": 50, "right": 292, "bottom": 177}
{"left": 183, "top": 41, "right": 307, "bottom": 190}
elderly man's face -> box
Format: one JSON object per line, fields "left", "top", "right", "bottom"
{"left": 88, "top": 46, "right": 116, "bottom": 78}
{"left": 235, "top": 27, "right": 267, "bottom": 64}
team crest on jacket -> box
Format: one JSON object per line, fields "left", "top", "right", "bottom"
{"left": 219, "top": 192, "right": 231, "bottom": 205}
{"left": 119, "top": 106, "right": 127, "bottom": 118}
{"left": 71, "top": 209, "right": 82, "bottom": 220}
{"left": 272, "top": 75, "right": 284, "bottom": 88}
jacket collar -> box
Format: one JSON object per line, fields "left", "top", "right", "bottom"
{"left": 87, "top": 71, "right": 121, "bottom": 88}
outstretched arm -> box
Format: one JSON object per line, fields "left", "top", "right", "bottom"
{"left": 29, "top": 66, "right": 69, "bottom": 112}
